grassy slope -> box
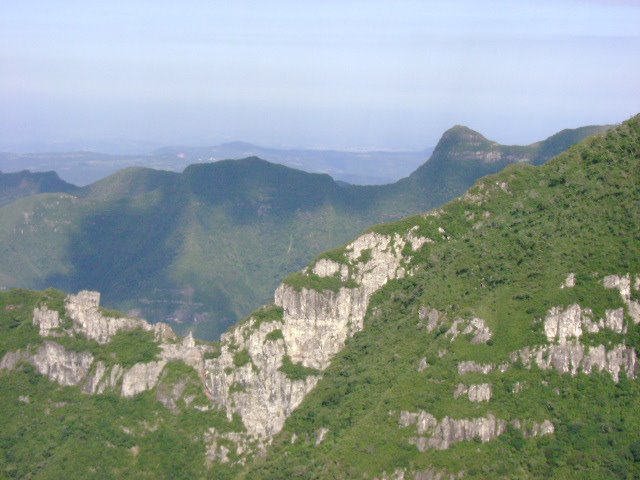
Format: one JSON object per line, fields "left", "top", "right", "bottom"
{"left": 0, "top": 127, "right": 612, "bottom": 340}
{"left": 241, "top": 116, "right": 640, "bottom": 479}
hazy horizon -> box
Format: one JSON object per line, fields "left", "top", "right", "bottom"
{"left": 2, "top": 0, "right": 639, "bottom": 153}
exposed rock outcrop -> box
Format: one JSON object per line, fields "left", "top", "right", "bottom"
{"left": 64, "top": 291, "right": 174, "bottom": 344}
{"left": 543, "top": 304, "right": 626, "bottom": 343}
{"left": 604, "top": 274, "right": 640, "bottom": 324}
{"left": 561, "top": 273, "right": 576, "bottom": 289}
{"left": 453, "top": 383, "right": 492, "bottom": 402}
{"left": 201, "top": 230, "right": 422, "bottom": 445}
{"left": 0, "top": 341, "right": 93, "bottom": 386}
{"left": 312, "top": 259, "right": 348, "bottom": 280}
{"left": 419, "top": 306, "right": 442, "bottom": 333}
{"left": 399, "top": 411, "right": 553, "bottom": 451}
{"left": 447, "top": 317, "right": 492, "bottom": 344}
{"left": 513, "top": 342, "right": 637, "bottom": 382}
{"left": 32, "top": 306, "right": 61, "bottom": 336}
{"left": 3, "top": 293, "right": 211, "bottom": 399}
{"left": 121, "top": 360, "right": 167, "bottom": 397}
{"left": 457, "top": 361, "right": 496, "bottom": 375}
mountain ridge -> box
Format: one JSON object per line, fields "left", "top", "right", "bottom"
{"left": 0, "top": 122, "right": 614, "bottom": 339}
{"left": 0, "top": 170, "right": 78, "bottom": 207}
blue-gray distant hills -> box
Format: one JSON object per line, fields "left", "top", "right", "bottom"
{"left": 0, "top": 124, "right": 611, "bottom": 338}
{"left": 0, "top": 170, "right": 78, "bottom": 207}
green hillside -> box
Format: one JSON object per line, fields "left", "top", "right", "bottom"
{"left": 0, "top": 124, "right": 612, "bottom": 339}
{"left": 0, "top": 117, "right": 636, "bottom": 479}
{"left": 242, "top": 116, "right": 640, "bottom": 478}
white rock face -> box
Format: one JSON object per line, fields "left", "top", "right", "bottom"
{"left": 205, "top": 316, "right": 319, "bottom": 440}
{"left": 203, "top": 229, "right": 417, "bottom": 444}
{"left": 65, "top": 291, "right": 173, "bottom": 344}
{"left": 447, "top": 317, "right": 492, "bottom": 344}
{"left": 604, "top": 274, "right": 640, "bottom": 324}
{"left": 417, "top": 357, "right": 429, "bottom": 372}
{"left": 3, "top": 292, "right": 211, "bottom": 400}
{"left": 543, "top": 304, "right": 626, "bottom": 344}
{"left": 121, "top": 361, "right": 167, "bottom": 397}
{"left": 454, "top": 383, "right": 492, "bottom": 402}
{"left": 544, "top": 304, "right": 587, "bottom": 343}
{"left": 315, "top": 427, "right": 329, "bottom": 446}
{"left": 400, "top": 411, "right": 553, "bottom": 451}
{"left": 0, "top": 341, "right": 93, "bottom": 386}
{"left": 407, "top": 225, "right": 432, "bottom": 251}
{"left": 513, "top": 342, "right": 637, "bottom": 382}
{"left": 561, "top": 273, "right": 576, "bottom": 289}
{"left": 32, "top": 307, "right": 61, "bottom": 336}
{"left": 276, "top": 285, "right": 368, "bottom": 370}
{"left": 457, "top": 361, "right": 494, "bottom": 375}
{"left": 419, "top": 306, "right": 442, "bottom": 333}
{"left": 312, "top": 259, "right": 348, "bottom": 280}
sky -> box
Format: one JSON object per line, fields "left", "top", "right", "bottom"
{"left": 1, "top": 0, "right": 639, "bottom": 152}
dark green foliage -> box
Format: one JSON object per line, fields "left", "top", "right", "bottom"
{"left": 243, "top": 116, "right": 640, "bottom": 478}
{"left": 0, "top": 364, "right": 240, "bottom": 480}
{"left": 247, "top": 305, "right": 284, "bottom": 330}
{"left": 233, "top": 349, "right": 251, "bottom": 368}
{"left": 99, "top": 306, "right": 125, "bottom": 318}
{"left": 0, "top": 288, "right": 69, "bottom": 357}
{"left": 265, "top": 329, "right": 284, "bottom": 342}
{"left": 55, "top": 329, "right": 161, "bottom": 368}
{"left": 357, "top": 248, "right": 372, "bottom": 264}
{"left": 279, "top": 355, "right": 321, "bottom": 380}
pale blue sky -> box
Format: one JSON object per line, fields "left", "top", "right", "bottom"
{"left": 1, "top": 0, "right": 639, "bottom": 151}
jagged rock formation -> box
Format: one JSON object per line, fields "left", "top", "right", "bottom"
{"left": 544, "top": 304, "right": 626, "bottom": 342}
{"left": 399, "top": 410, "right": 554, "bottom": 451}
{"left": 419, "top": 306, "right": 443, "bottom": 333}
{"left": 0, "top": 341, "right": 93, "bottom": 386}
{"left": 60, "top": 291, "right": 175, "bottom": 343}
{"left": 446, "top": 317, "right": 492, "bottom": 344}
{"left": 604, "top": 274, "right": 640, "bottom": 324}
{"left": 202, "top": 229, "right": 426, "bottom": 446}
{"left": 513, "top": 342, "right": 636, "bottom": 382}
{"left": 3, "top": 292, "right": 211, "bottom": 398}
{"left": 453, "top": 383, "right": 492, "bottom": 402}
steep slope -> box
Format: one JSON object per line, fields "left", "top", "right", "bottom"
{"left": 0, "top": 170, "right": 78, "bottom": 207}
{"left": 0, "top": 124, "right": 611, "bottom": 339}
{"left": 240, "top": 116, "right": 640, "bottom": 478}
{"left": 0, "top": 116, "right": 637, "bottom": 479}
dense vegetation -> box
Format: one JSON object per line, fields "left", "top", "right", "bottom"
{"left": 0, "top": 125, "right": 608, "bottom": 340}
{"left": 241, "top": 117, "right": 640, "bottom": 478}
{"left": 0, "top": 289, "right": 243, "bottom": 480}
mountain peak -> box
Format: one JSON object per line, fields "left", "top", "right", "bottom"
{"left": 437, "top": 125, "right": 490, "bottom": 146}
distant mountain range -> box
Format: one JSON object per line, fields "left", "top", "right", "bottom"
{"left": 0, "top": 142, "right": 435, "bottom": 187}
{"left": 0, "top": 170, "right": 78, "bottom": 207}
{"left": 0, "top": 123, "right": 612, "bottom": 339}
